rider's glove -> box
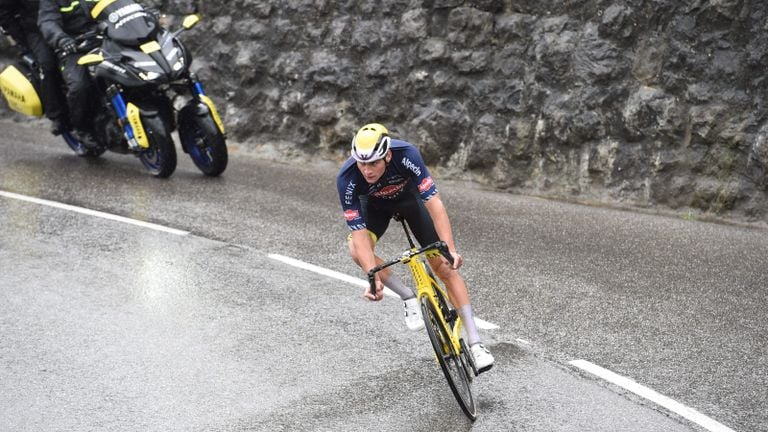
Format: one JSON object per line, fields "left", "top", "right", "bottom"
{"left": 58, "top": 37, "right": 77, "bottom": 55}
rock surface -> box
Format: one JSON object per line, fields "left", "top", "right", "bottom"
{"left": 2, "top": 0, "right": 767, "bottom": 223}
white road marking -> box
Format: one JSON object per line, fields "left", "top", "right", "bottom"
{"left": 267, "top": 253, "right": 500, "bottom": 330}
{"left": 0, "top": 190, "right": 190, "bottom": 236}
{"left": 570, "top": 359, "right": 735, "bottom": 432}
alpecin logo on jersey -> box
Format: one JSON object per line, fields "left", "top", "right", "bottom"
{"left": 344, "top": 209, "right": 360, "bottom": 221}
{"left": 401, "top": 157, "right": 422, "bottom": 176}
{"left": 418, "top": 176, "right": 434, "bottom": 193}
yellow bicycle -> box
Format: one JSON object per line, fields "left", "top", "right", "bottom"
{"left": 367, "top": 217, "right": 479, "bottom": 420}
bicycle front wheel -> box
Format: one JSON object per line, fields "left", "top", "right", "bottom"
{"left": 421, "top": 295, "right": 477, "bottom": 420}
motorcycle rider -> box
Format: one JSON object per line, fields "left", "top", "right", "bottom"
{"left": 37, "top": 0, "right": 98, "bottom": 140}
{"left": 0, "top": 0, "right": 68, "bottom": 134}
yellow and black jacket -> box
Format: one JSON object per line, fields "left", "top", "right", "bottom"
{"left": 37, "top": 0, "right": 98, "bottom": 48}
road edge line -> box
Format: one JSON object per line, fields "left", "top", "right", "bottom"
{"left": 0, "top": 190, "right": 190, "bottom": 236}
{"left": 569, "top": 359, "right": 735, "bottom": 432}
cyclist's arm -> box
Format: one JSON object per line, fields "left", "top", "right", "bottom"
{"left": 350, "top": 229, "right": 384, "bottom": 300}
{"left": 337, "top": 166, "right": 384, "bottom": 300}
{"left": 350, "top": 229, "right": 377, "bottom": 273}
{"left": 424, "top": 192, "right": 463, "bottom": 269}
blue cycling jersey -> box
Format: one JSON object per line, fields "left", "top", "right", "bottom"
{"left": 336, "top": 139, "right": 438, "bottom": 231}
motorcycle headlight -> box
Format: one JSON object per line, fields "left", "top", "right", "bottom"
{"left": 164, "top": 46, "right": 185, "bottom": 73}
{"left": 140, "top": 71, "right": 161, "bottom": 81}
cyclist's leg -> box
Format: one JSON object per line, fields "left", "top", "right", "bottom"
{"left": 397, "top": 194, "right": 469, "bottom": 303}
{"left": 348, "top": 199, "right": 417, "bottom": 301}
{"left": 399, "top": 194, "right": 482, "bottom": 344}
{"left": 346, "top": 199, "right": 395, "bottom": 282}
{"left": 400, "top": 193, "right": 494, "bottom": 371}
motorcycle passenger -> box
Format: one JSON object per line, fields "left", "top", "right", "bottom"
{"left": 336, "top": 123, "right": 495, "bottom": 373}
{"left": 0, "top": 0, "right": 68, "bottom": 134}
{"left": 37, "top": 0, "right": 98, "bottom": 140}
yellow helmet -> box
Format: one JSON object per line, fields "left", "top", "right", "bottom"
{"left": 351, "top": 123, "right": 390, "bottom": 162}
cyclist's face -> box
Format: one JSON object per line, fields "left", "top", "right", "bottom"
{"left": 357, "top": 153, "right": 390, "bottom": 184}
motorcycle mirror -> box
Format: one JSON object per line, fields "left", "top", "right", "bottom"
{"left": 182, "top": 14, "right": 200, "bottom": 29}
{"left": 77, "top": 54, "right": 104, "bottom": 66}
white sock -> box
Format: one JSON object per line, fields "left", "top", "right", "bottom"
{"left": 457, "top": 304, "right": 481, "bottom": 346}
{"left": 382, "top": 272, "right": 415, "bottom": 300}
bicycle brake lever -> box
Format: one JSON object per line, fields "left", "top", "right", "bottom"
{"left": 437, "top": 242, "right": 454, "bottom": 266}
{"left": 367, "top": 271, "right": 377, "bottom": 297}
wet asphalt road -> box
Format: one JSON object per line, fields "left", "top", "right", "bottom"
{"left": 1, "top": 118, "right": 766, "bottom": 431}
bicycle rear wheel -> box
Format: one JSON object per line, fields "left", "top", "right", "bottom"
{"left": 421, "top": 295, "right": 477, "bottom": 420}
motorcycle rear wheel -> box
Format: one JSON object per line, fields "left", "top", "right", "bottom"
{"left": 138, "top": 116, "right": 177, "bottom": 178}
{"left": 178, "top": 109, "right": 227, "bottom": 177}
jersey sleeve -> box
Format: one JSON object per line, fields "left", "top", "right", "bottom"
{"left": 336, "top": 166, "right": 367, "bottom": 231}
{"left": 398, "top": 144, "right": 438, "bottom": 201}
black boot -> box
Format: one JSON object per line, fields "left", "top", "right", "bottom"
{"left": 50, "top": 118, "right": 70, "bottom": 136}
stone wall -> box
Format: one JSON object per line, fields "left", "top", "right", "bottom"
{"left": 5, "top": 0, "right": 768, "bottom": 222}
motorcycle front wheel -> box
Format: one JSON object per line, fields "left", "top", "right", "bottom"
{"left": 138, "top": 115, "right": 177, "bottom": 178}
{"left": 178, "top": 107, "right": 228, "bottom": 177}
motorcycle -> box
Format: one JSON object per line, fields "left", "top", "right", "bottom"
{"left": 0, "top": 0, "right": 227, "bottom": 178}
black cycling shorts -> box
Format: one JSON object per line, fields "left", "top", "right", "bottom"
{"left": 357, "top": 188, "right": 440, "bottom": 249}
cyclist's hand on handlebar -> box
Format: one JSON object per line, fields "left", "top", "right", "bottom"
{"left": 449, "top": 250, "right": 463, "bottom": 270}
{"left": 364, "top": 277, "right": 384, "bottom": 301}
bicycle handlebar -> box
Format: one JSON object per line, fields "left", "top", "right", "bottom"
{"left": 366, "top": 241, "right": 454, "bottom": 297}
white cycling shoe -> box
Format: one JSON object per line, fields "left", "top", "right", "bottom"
{"left": 470, "top": 343, "right": 494, "bottom": 373}
{"left": 403, "top": 298, "right": 425, "bottom": 331}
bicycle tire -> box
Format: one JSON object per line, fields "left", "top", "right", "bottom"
{"left": 421, "top": 295, "right": 477, "bottom": 420}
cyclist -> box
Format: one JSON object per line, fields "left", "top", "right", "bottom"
{"left": 336, "top": 123, "right": 494, "bottom": 373}
{"left": 37, "top": 0, "right": 98, "bottom": 140}
{"left": 0, "top": 0, "right": 68, "bottom": 134}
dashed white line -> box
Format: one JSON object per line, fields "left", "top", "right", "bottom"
{"left": 268, "top": 253, "right": 368, "bottom": 288}
{"left": 267, "top": 253, "right": 500, "bottom": 330}
{"left": 570, "top": 359, "right": 735, "bottom": 432}
{"left": 0, "top": 190, "right": 190, "bottom": 236}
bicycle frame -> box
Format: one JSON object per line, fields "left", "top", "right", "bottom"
{"left": 406, "top": 248, "right": 465, "bottom": 357}
{"left": 366, "top": 217, "right": 478, "bottom": 419}
{"left": 366, "top": 218, "right": 463, "bottom": 354}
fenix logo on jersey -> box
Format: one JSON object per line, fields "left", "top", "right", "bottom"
{"left": 401, "top": 157, "right": 422, "bottom": 176}
{"left": 344, "top": 181, "right": 356, "bottom": 205}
